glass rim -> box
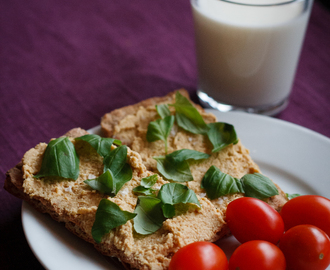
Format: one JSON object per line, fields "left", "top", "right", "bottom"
{"left": 213, "top": 0, "right": 308, "bottom": 7}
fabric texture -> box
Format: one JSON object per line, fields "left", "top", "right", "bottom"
{"left": 0, "top": 0, "right": 329, "bottom": 269}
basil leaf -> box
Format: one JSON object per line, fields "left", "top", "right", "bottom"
{"left": 92, "top": 199, "right": 136, "bottom": 243}
{"left": 34, "top": 137, "right": 79, "bottom": 180}
{"left": 241, "top": 173, "right": 279, "bottom": 199}
{"left": 206, "top": 122, "right": 238, "bottom": 153}
{"left": 133, "top": 186, "right": 157, "bottom": 196}
{"left": 133, "top": 175, "right": 158, "bottom": 196}
{"left": 201, "top": 166, "right": 244, "bottom": 200}
{"left": 84, "top": 170, "right": 115, "bottom": 196}
{"left": 154, "top": 156, "right": 193, "bottom": 182}
{"left": 133, "top": 196, "right": 166, "bottom": 235}
{"left": 146, "top": 115, "right": 175, "bottom": 154}
{"left": 140, "top": 174, "right": 158, "bottom": 188}
{"left": 153, "top": 150, "right": 208, "bottom": 183}
{"left": 156, "top": 104, "right": 171, "bottom": 119}
{"left": 76, "top": 134, "right": 121, "bottom": 158}
{"left": 171, "top": 91, "right": 209, "bottom": 134}
{"left": 158, "top": 183, "right": 201, "bottom": 218}
{"left": 103, "top": 145, "right": 128, "bottom": 175}
{"left": 84, "top": 168, "right": 131, "bottom": 196}
{"left": 166, "top": 149, "right": 210, "bottom": 164}
{"left": 286, "top": 193, "right": 301, "bottom": 200}
{"left": 103, "top": 145, "right": 132, "bottom": 192}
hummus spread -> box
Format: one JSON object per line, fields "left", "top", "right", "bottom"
{"left": 22, "top": 138, "right": 229, "bottom": 270}
{"left": 101, "top": 94, "right": 287, "bottom": 211}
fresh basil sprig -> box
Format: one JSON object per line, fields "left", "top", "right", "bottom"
{"left": 92, "top": 199, "right": 136, "bottom": 243}
{"left": 154, "top": 156, "right": 192, "bottom": 182}
{"left": 158, "top": 183, "right": 201, "bottom": 219}
{"left": 201, "top": 166, "right": 278, "bottom": 200}
{"left": 84, "top": 169, "right": 132, "bottom": 197}
{"left": 133, "top": 175, "right": 158, "bottom": 196}
{"left": 34, "top": 137, "right": 80, "bottom": 180}
{"left": 241, "top": 173, "right": 279, "bottom": 199}
{"left": 170, "top": 92, "right": 209, "bottom": 135}
{"left": 146, "top": 115, "right": 175, "bottom": 154}
{"left": 166, "top": 149, "right": 210, "bottom": 163}
{"left": 201, "top": 166, "right": 244, "bottom": 200}
{"left": 100, "top": 145, "right": 132, "bottom": 193}
{"left": 156, "top": 104, "right": 171, "bottom": 119}
{"left": 76, "top": 134, "right": 121, "bottom": 157}
{"left": 133, "top": 183, "right": 201, "bottom": 235}
{"left": 133, "top": 196, "right": 165, "bottom": 235}
{"left": 154, "top": 149, "right": 209, "bottom": 182}
{"left": 206, "top": 122, "right": 238, "bottom": 153}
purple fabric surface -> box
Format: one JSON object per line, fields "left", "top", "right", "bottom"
{"left": 0, "top": 0, "right": 329, "bottom": 269}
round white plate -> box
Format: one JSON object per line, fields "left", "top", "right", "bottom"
{"left": 22, "top": 110, "right": 330, "bottom": 269}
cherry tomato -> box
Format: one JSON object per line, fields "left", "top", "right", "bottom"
{"left": 229, "top": 240, "right": 286, "bottom": 270}
{"left": 226, "top": 197, "right": 284, "bottom": 244}
{"left": 280, "top": 195, "right": 330, "bottom": 237}
{"left": 279, "top": 224, "right": 330, "bottom": 270}
{"left": 169, "top": 241, "right": 228, "bottom": 270}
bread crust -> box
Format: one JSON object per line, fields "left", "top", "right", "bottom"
{"left": 101, "top": 89, "right": 201, "bottom": 139}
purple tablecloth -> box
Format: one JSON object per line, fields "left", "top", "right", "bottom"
{"left": 1, "top": 0, "right": 329, "bottom": 269}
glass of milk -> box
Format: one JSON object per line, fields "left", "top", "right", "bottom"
{"left": 191, "top": 0, "right": 313, "bottom": 116}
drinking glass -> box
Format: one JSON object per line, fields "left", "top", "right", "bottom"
{"left": 191, "top": 0, "right": 313, "bottom": 115}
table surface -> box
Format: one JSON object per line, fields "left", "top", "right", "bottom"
{"left": 1, "top": 0, "right": 329, "bottom": 269}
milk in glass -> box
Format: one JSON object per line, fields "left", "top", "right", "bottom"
{"left": 191, "top": 0, "right": 312, "bottom": 112}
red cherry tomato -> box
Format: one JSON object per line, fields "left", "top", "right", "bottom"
{"left": 280, "top": 195, "right": 330, "bottom": 237}
{"left": 226, "top": 197, "right": 284, "bottom": 244}
{"left": 229, "top": 240, "right": 286, "bottom": 270}
{"left": 169, "top": 241, "right": 228, "bottom": 270}
{"left": 279, "top": 224, "right": 330, "bottom": 270}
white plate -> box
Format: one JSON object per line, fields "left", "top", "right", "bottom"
{"left": 22, "top": 110, "right": 330, "bottom": 270}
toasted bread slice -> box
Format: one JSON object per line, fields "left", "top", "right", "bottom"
{"left": 101, "top": 89, "right": 287, "bottom": 211}
{"left": 5, "top": 128, "right": 232, "bottom": 270}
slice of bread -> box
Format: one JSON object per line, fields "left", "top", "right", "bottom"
{"left": 101, "top": 89, "right": 288, "bottom": 211}
{"left": 5, "top": 128, "right": 232, "bottom": 270}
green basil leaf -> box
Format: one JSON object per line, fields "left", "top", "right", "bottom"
{"left": 241, "top": 173, "right": 279, "bottom": 199}
{"left": 201, "top": 166, "right": 244, "bottom": 200}
{"left": 154, "top": 156, "right": 193, "bottom": 182}
{"left": 171, "top": 91, "right": 209, "bottom": 134}
{"left": 113, "top": 163, "right": 133, "bottom": 192}
{"left": 140, "top": 174, "right": 158, "bottom": 188}
{"left": 34, "top": 137, "right": 79, "bottom": 180}
{"left": 146, "top": 115, "right": 175, "bottom": 154}
{"left": 161, "top": 204, "right": 176, "bottom": 219}
{"left": 76, "top": 134, "right": 121, "bottom": 158}
{"left": 286, "top": 193, "right": 301, "bottom": 200}
{"left": 102, "top": 145, "right": 132, "bottom": 193}
{"left": 84, "top": 169, "right": 115, "bottom": 196}
{"left": 84, "top": 167, "right": 131, "bottom": 196}
{"left": 133, "top": 175, "right": 158, "bottom": 196}
{"left": 103, "top": 145, "right": 128, "bottom": 175}
{"left": 92, "top": 199, "right": 136, "bottom": 243}
{"left": 166, "top": 149, "right": 210, "bottom": 164}
{"left": 156, "top": 104, "right": 171, "bottom": 119}
{"left": 158, "top": 183, "right": 201, "bottom": 218}
{"left": 133, "top": 196, "right": 166, "bottom": 235}
{"left": 206, "top": 122, "right": 238, "bottom": 153}
{"left": 133, "top": 186, "right": 157, "bottom": 196}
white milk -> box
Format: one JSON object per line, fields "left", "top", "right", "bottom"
{"left": 192, "top": 0, "right": 312, "bottom": 109}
